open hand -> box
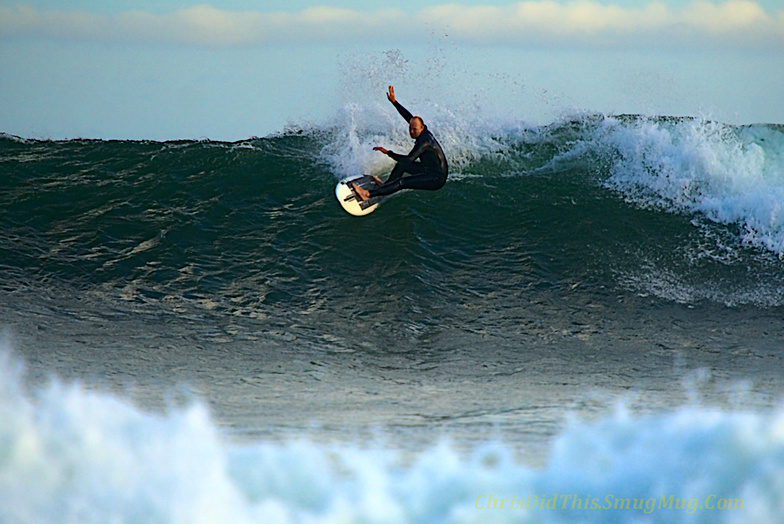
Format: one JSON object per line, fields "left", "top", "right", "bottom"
{"left": 386, "top": 86, "right": 396, "bottom": 104}
{"left": 373, "top": 146, "right": 389, "bottom": 155}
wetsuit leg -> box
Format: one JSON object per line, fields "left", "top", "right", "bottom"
{"left": 383, "top": 161, "right": 408, "bottom": 185}
{"left": 368, "top": 161, "right": 446, "bottom": 198}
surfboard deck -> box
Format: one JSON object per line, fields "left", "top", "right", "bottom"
{"left": 335, "top": 175, "right": 384, "bottom": 216}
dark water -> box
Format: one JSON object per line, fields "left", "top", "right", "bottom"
{"left": 2, "top": 114, "right": 784, "bottom": 522}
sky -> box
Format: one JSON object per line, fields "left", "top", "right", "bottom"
{"left": 1, "top": 0, "right": 783, "bottom": 140}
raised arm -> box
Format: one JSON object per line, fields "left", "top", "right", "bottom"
{"left": 386, "top": 86, "right": 413, "bottom": 123}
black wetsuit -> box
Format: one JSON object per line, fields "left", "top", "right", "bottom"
{"left": 369, "top": 101, "right": 448, "bottom": 198}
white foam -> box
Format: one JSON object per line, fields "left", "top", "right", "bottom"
{"left": 603, "top": 117, "right": 784, "bottom": 256}
{"left": 2, "top": 347, "right": 784, "bottom": 523}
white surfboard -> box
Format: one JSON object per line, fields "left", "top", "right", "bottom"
{"left": 335, "top": 175, "right": 384, "bottom": 216}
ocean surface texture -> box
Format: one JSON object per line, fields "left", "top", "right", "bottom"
{"left": 2, "top": 112, "right": 784, "bottom": 522}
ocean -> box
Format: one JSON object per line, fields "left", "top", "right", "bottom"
{"left": 2, "top": 111, "right": 784, "bottom": 522}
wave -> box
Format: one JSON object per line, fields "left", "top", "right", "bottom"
{"left": 2, "top": 113, "right": 783, "bottom": 309}
{"left": 0, "top": 347, "right": 780, "bottom": 523}
{"left": 601, "top": 117, "right": 784, "bottom": 256}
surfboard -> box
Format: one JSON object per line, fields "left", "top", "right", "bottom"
{"left": 335, "top": 175, "right": 384, "bottom": 216}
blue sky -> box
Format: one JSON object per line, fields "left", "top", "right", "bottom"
{"left": 1, "top": 1, "right": 783, "bottom": 139}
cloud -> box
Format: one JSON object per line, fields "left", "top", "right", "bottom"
{"left": 424, "top": 0, "right": 784, "bottom": 48}
{"left": 1, "top": 1, "right": 782, "bottom": 49}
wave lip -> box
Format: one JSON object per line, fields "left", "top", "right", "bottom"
{"left": 603, "top": 117, "right": 784, "bottom": 257}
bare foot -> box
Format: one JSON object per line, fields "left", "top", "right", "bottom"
{"left": 352, "top": 183, "right": 370, "bottom": 202}
{"left": 371, "top": 176, "right": 384, "bottom": 186}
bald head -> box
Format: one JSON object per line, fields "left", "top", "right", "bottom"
{"left": 409, "top": 116, "right": 425, "bottom": 139}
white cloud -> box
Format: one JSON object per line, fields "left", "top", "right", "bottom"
{"left": 1, "top": 1, "right": 782, "bottom": 49}
{"left": 424, "top": 0, "right": 784, "bottom": 48}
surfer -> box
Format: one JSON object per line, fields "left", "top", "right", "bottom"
{"left": 352, "top": 86, "right": 448, "bottom": 201}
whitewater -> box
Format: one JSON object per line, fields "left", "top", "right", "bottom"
{"left": 2, "top": 104, "right": 784, "bottom": 523}
{"left": 2, "top": 346, "right": 784, "bottom": 523}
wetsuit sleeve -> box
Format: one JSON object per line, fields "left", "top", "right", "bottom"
{"left": 387, "top": 138, "right": 428, "bottom": 164}
{"left": 393, "top": 101, "right": 414, "bottom": 123}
